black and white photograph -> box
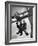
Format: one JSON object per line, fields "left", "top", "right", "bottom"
{"left": 5, "top": 1, "right": 37, "bottom": 44}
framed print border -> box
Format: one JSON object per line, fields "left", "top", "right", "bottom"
{"left": 5, "top": 1, "right": 37, "bottom": 45}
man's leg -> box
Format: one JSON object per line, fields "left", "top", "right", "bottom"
{"left": 20, "top": 30, "right": 23, "bottom": 36}
{"left": 24, "top": 30, "right": 29, "bottom": 35}
{"left": 16, "top": 30, "right": 23, "bottom": 36}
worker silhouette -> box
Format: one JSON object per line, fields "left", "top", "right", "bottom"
{"left": 16, "top": 20, "right": 29, "bottom": 36}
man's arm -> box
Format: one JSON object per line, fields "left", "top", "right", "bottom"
{"left": 16, "top": 22, "right": 20, "bottom": 29}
